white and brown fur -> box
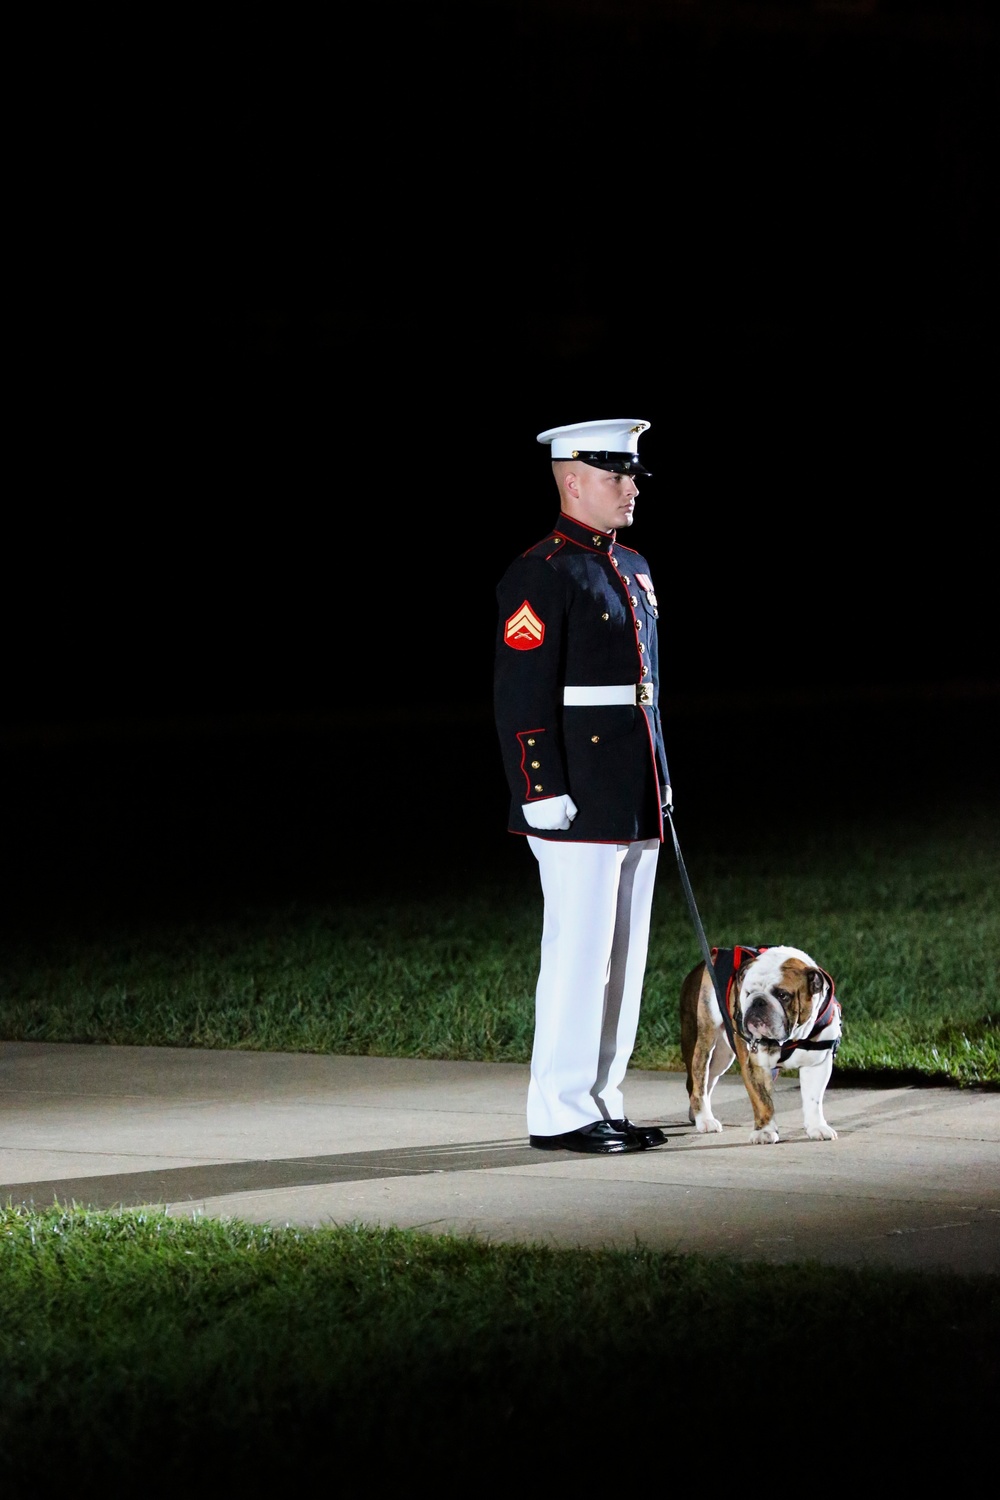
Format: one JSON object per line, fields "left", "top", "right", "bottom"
{"left": 679, "top": 945, "right": 841, "bottom": 1144}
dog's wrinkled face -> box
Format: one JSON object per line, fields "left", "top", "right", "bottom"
{"left": 737, "top": 948, "right": 830, "bottom": 1045}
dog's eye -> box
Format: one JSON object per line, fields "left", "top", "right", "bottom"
{"left": 773, "top": 988, "right": 791, "bottom": 1002}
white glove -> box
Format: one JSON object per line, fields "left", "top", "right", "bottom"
{"left": 661, "top": 784, "right": 673, "bottom": 812}
{"left": 522, "top": 794, "right": 579, "bottom": 831}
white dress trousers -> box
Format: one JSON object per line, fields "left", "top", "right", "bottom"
{"left": 526, "top": 835, "right": 661, "bottom": 1137}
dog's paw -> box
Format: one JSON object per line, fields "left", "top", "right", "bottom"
{"left": 749, "top": 1127, "right": 780, "bottom": 1145}
{"left": 805, "top": 1123, "right": 838, "bottom": 1140}
{"left": 694, "top": 1112, "right": 723, "bottom": 1134}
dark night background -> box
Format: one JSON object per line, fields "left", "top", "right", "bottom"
{"left": 4, "top": 1, "right": 997, "bottom": 925}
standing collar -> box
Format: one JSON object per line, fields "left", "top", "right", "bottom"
{"left": 553, "top": 512, "right": 617, "bottom": 554}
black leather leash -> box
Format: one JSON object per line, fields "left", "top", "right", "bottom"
{"left": 665, "top": 806, "right": 737, "bottom": 1051}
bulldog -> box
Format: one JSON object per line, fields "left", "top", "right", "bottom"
{"left": 679, "top": 944, "right": 842, "bottom": 1144}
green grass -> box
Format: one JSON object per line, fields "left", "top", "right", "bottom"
{"left": 1, "top": 797, "right": 997, "bottom": 1084}
{"left": 1, "top": 797, "right": 997, "bottom": 1481}
{"left": 1, "top": 1203, "right": 996, "bottom": 1483}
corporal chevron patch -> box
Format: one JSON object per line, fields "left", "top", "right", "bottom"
{"left": 504, "top": 599, "right": 545, "bottom": 650}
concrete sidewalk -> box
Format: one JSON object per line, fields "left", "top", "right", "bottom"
{"left": 1, "top": 1040, "right": 997, "bottom": 1275}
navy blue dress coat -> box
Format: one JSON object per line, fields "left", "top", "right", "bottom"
{"left": 494, "top": 511, "right": 670, "bottom": 844}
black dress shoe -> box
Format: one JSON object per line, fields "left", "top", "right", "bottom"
{"left": 529, "top": 1120, "right": 647, "bottom": 1154}
{"left": 613, "top": 1118, "right": 669, "bottom": 1148}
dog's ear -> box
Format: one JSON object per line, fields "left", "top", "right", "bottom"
{"left": 807, "top": 967, "right": 830, "bottom": 997}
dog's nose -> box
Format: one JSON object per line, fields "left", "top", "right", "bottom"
{"left": 743, "top": 995, "right": 789, "bottom": 1040}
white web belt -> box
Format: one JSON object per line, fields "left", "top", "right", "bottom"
{"left": 563, "top": 684, "right": 654, "bottom": 707}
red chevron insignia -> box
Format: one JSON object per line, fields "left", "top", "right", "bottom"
{"left": 504, "top": 599, "right": 545, "bottom": 650}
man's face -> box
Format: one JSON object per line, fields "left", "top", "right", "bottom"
{"left": 573, "top": 463, "right": 640, "bottom": 532}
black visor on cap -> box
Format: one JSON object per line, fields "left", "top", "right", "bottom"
{"left": 573, "top": 449, "right": 651, "bottom": 477}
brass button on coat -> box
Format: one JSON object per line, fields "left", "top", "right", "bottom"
{"left": 531, "top": 760, "right": 541, "bottom": 769}
{"left": 533, "top": 783, "right": 544, "bottom": 793}
{"left": 601, "top": 612, "right": 609, "bottom": 621}
{"left": 591, "top": 735, "right": 600, "bottom": 743}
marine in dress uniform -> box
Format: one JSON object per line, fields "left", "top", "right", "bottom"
{"left": 494, "top": 419, "right": 672, "bottom": 1155}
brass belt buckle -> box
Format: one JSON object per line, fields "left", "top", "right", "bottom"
{"left": 637, "top": 684, "right": 652, "bottom": 706}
